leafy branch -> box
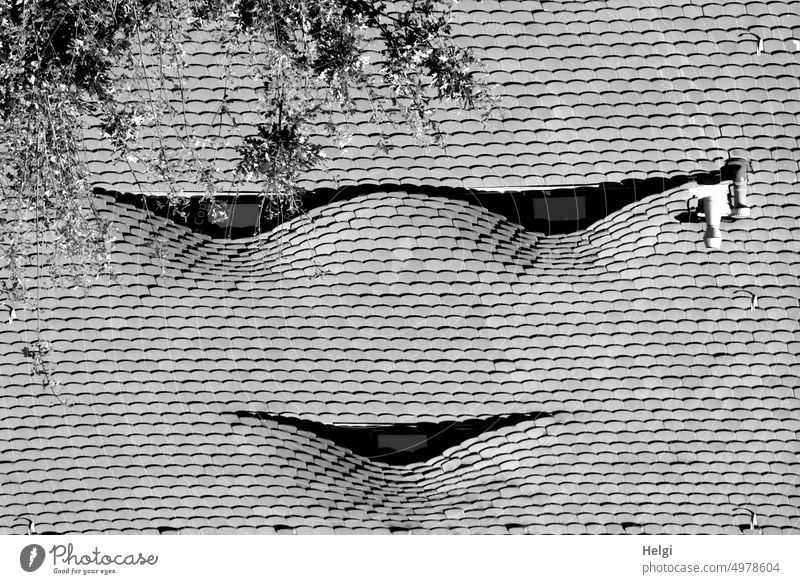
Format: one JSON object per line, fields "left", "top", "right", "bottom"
{"left": 0, "top": 0, "right": 495, "bottom": 390}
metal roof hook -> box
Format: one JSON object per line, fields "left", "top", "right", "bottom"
{"left": 732, "top": 288, "right": 758, "bottom": 311}
{"left": 738, "top": 507, "right": 763, "bottom": 534}
{"left": 740, "top": 30, "right": 765, "bottom": 55}
{"left": 0, "top": 303, "right": 15, "bottom": 324}
{"left": 687, "top": 196, "right": 698, "bottom": 222}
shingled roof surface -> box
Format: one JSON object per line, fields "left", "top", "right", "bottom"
{"left": 3, "top": 0, "right": 800, "bottom": 535}
{"left": 1, "top": 180, "right": 799, "bottom": 533}
{"left": 84, "top": 0, "right": 800, "bottom": 193}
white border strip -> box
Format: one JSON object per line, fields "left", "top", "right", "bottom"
{"left": 2, "top": 535, "right": 798, "bottom": 583}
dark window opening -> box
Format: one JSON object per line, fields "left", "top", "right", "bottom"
{"left": 532, "top": 192, "right": 587, "bottom": 227}
{"left": 233, "top": 411, "right": 555, "bottom": 465}
{"left": 98, "top": 170, "right": 721, "bottom": 240}
{"left": 98, "top": 190, "right": 292, "bottom": 240}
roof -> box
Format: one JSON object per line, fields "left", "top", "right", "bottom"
{"left": 2, "top": 0, "right": 799, "bottom": 535}
{"left": 85, "top": 0, "right": 800, "bottom": 194}
{"left": 1, "top": 182, "right": 799, "bottom": 533}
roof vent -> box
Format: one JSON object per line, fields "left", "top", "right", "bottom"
{"left": 724, "top": 157, "right": 750, "bottom": 219}
{"left": 688, "top": 182, "right": 729, "bottom": 249}
{"left": 688, "top": 157, "right": 752, "bottom": 249}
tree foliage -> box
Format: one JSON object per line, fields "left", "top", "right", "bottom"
{"left": 0, "top": 0, "right": 492, "bottom": 325}
{"left": 0, "top": 0, "right": 494, "bottom": 392}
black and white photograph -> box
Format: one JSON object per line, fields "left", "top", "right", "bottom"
{"left": 0, "top": 0, "right": 798, "bottom": 580}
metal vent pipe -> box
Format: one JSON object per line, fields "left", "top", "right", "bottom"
{"left": 725, "top": 157, "right": 750, "bottom": 219}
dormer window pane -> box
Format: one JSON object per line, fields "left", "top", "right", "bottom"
{"left": 533, "top": 195, "right": 587, "bottom": 222}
